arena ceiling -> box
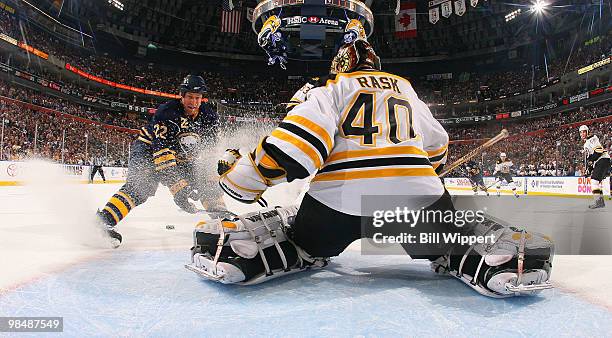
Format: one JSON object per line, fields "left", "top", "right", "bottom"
{"left": 21, "top": 0, "right": 609, "bottom": 60}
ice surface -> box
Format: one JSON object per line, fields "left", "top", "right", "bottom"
{"left": 1, "top": 170, "right": 611, "bottom": 336}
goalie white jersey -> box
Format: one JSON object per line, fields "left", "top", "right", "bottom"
{"left": 583, "top": 134, "right": 610, "bottom": 162}
{"left": 267, "top": 71, "right": 447, "bottom": 215}
{"left": 495, "top": 159, "right": 513, "bottom": 174}
{"left": 220, "top": 70, "right": 448, "bottom": 216}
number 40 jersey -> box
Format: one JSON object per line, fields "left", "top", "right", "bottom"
{"left": 234, "top": 70, "right": 448, "bottom": 216}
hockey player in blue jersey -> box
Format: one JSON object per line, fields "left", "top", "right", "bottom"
{"left": 97, "top": 75, "right": 224, "bottom": 247}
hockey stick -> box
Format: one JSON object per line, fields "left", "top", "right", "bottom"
{"left": 485, "top": 178, "right": 502, "bottom": 189}
{"left": 439, "top": 129, "right": 510, "bottom": 178}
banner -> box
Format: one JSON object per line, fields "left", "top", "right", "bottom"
{"left": 470, "top": 0, "right": 478, "bottom": 7}
{"left": 0, "top": 161, "right": 128, "bottom": 185}
{"left": 426, "top": 73, "right": 453, "bottom": 80}
{"left": 65, "top": 63, "right": 181, "bottom": 99}
{"left": 282, "top": 16, "right": 345, "bottom": 29}
{"left": 569, "top": 91, "right": 589, "bottom": 104}
{"left": 577, "top": 56, "right": 611, "bottom": 75}
{"left": 454, "top": 0, "right": 466, "bottom": 16}
{"left": 441, "top": 1, "right": 452, "bottom": 18}
{"left": 429, "top": 7, "right": 440, "bottom": 24}
{"left": 395, "top": 2, "right": 417, "bottom": 38}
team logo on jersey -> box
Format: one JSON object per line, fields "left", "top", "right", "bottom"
{"left": 178, "top": 132, "right": 201, "bottom": 159}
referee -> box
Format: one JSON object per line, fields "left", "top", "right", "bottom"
{"left": 89, "top": 154, "right": 107, "bottom": 183}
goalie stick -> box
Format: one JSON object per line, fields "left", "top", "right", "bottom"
{"left": 439, "top": 129, "right": 510, "bottom": 178}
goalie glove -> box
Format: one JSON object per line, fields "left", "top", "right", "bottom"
{"left": 219, "top": 152, "right": 269, "bottom": 207}
{"left": 218, "top": 149, "right": 242, "bottom": 176}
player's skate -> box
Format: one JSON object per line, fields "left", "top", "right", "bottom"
{"left": 186, "top": 206, "right": 328, "bottom": 285}
{"left": 588, "top": 196, "right": 605, "bottom": 209}
{"left": 431, "top": 218, "right": 553, "bottom": 298}
{"left": 96, "top": 211, "right": 122, "bottom": 249}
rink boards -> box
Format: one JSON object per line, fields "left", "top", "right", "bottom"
{"left": 444, "top": 176, "right": 611, "bottom": 197}
{"left": 1, "top": 160, "right": 609, "bottom": 197}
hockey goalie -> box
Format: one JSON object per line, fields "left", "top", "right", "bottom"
{"left": 185, "top": 34, "right": 554, "bottom": 298}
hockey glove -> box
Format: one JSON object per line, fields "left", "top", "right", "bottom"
{"left": 219, "top": 153, "right": 268, "bottom": 207}
{"left": 170, "top": 179, "right": 199, "bottom": 214}
{"left": 218, "top": 149, "right": 241, "bottom": 176}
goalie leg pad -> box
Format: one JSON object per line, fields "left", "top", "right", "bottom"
{"left": 431, "top": 218, "right": 554, "bottom": 298}
{"left": 186, "top": 206, "right": 328, "bottom": 285}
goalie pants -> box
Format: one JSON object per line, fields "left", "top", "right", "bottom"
{"left": 496, "top": 173, "right": 513, "bottom": 184}
{"left": 292, "top": 191, "right": 458, "bottom": 260}
{"left": 591, "top": 157, "right": 611, "bottom": 181}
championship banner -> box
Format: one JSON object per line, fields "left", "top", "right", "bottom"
{"left": 429, "top": 7, "right": 440, "bottom": 24}
{"left": 454, "top": 0, "right": 466, "bottom": 16}
{"left": 470, "top": 0, "right": 478, "bottom": 7}
{"left": 441, "top": 1, "right": 452, "bottom": 18}
{"left": 395, "top": 2, "right": 417, "bottom": 39}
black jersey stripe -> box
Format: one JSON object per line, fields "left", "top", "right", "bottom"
{"left": 319, "top": 157, "right": 432, "bottom": 173}
{"left": 278, "top": 122, "right": 328, "bottom": 162}
{"left": 257, "top": 165, "right": 286, "bottom": 180}
{"left": 429, "top": 150, "right": 448, "bottom": 163}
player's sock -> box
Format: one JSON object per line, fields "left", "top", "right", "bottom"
{"left": 99, "top": 190, "right": 137, "bottom": 226}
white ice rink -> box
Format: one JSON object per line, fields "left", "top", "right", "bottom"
{"left": 1, "top": 167, "right": 611, "bottom": 336}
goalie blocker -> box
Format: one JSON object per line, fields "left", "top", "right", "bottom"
{"left": 186, "top": 193, "right": 553, "bottom": 298}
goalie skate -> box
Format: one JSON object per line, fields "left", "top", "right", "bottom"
{"left": 185, "top": 207, "right": 328, "bottom": 285}
{"left": 432, "top": 219, "right": 554, "bottom": 298}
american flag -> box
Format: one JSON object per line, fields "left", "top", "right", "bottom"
{"left": 221, "top": 9, "right": 243, "bottom": 34}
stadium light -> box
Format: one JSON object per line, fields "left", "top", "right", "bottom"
{"left": 505, "top": 8, "right": 522, "bottom": 22}
{"left": 531, "top": 0, "right": 548, "bottom": 14}
{"left": 108, "top": 0, "right": 124, "bottom": 11}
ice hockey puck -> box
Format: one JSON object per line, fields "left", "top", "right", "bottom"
{"left": 166, "top": 225, "right": 175, "bottom": 230}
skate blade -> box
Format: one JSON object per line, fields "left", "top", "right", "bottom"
{"left": 184, "top": 263, "right": 225, "bottom": 282}
{"left": 505, "top": 281, "right": 553, "bottom": 294}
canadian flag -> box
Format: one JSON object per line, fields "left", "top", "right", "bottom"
{"left": 395, "top": 1, "right": 417, "bottom": 39}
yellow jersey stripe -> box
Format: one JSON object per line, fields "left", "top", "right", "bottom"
{"left": 154, "top": 153, "right": 176, "bottom": 165}
{"left": 426, "top": 143, "right": 449, "bottom": 157}
{"left": 285, "top": 115, "right": 333, "bottom": 151}
{"left": 327, "top": 146, "right": 428, "bottom": 163}
{"left": 153, "top": 148, "right": 174, "bottom": 157}
{"left": 137, "top": 137, "right": 152, "bottom": 145}
{"left": 141, "top": 127, "right": 152, "bottom": 139}
{"left": 155, "top": 162, "right": 177, "bottom": 171}
{"left": 271, "top": 129, "right": 322, "bottom": 169}
{"left": 312, "top": 167, "right": 437, "bottom": 182}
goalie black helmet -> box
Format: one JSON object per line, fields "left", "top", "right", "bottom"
{"left": 330, "top": 39, "right": 381, "bottom": 75}
{"left": 179, "top": 74, "right": 207, "bottom": 95}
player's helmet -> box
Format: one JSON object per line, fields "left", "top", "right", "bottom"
{"left": 579, "top": 125, "right": 588, "bottom": 133}
{"left": 500, "top": 152, "right": 507, "bottom": 158}
{"left": 180, "top": 75, "right": 207, "bottom": 95}
{"left": 330, "top": 39, "right": 381, "bottom": 75}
